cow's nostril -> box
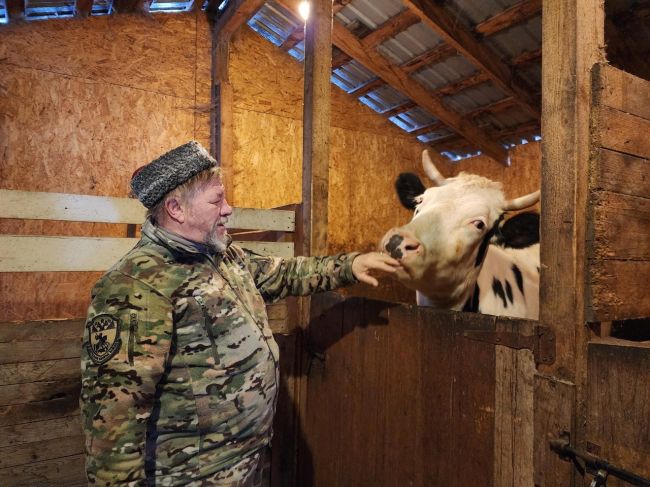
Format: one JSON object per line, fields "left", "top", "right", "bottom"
{"left": 405, "top": 243, "right": 420, "bottom": 252}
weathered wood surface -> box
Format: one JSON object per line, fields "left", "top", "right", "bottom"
{"left": 0, "top": 236, "right": 295, "bottom": 272}
{"left": 533, "top": 376, "right": 575, "bottom": 487}
{"left": 587, "top": 341, "right": 650, "bottom": 486}
{"left": 587, "top": 64, "right": 650, "bottom": 322}
{"left": 297, "top": 295, "right": 535, "bottom": 487}
{"left": 0, "top": 190, "right": 296, "bottom": 231}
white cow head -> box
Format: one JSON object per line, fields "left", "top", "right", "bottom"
{"left": 380, "top": 150, "right": 540, "bottom": 310}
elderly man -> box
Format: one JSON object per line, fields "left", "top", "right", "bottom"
{"left": 80, "top": 141, "right": 398, "bottom": 486}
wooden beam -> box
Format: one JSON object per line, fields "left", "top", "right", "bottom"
{"left": 6, "top": 0, "right": 25, "bottom": 20}
{"left": 511, "top": 48, "right": 542, "bottom": 66}
{"left": 402, "top": 0, "right": 540, "bottom": 118}
{"left": 324, "top": 19, "right": 509, "bottom": 164}
{"left": 361, "top": 10, "right": 420, "bottom": 48}
{"left": 382, "top": 101, "right": 417, "bottom": 118}
{"left": 74, "top": 0, "right": 93, "bottom": 17}
{"left": 538, "top": 0, "right": 605, "bottom": 484}
{"left": 410, "top": 121, "right": 445, "bottom": 136}
{"left": 349, "top": 77, "right": 383, "bottom": 96}
{"left": 434, "top": 71, "right": 490, "bottom": 97}
{"left": 465, "top": 96, "right": 517, "bottom": 119}
{"left": 475, "top": 0, "right": 541, "bottom": 37}
{"left": 331, "top": 50, "right": 352, "bottom": 68}
{"left": 401, "top": 43, "right": 457, "bottom": 74}
{"left": 214, "top": 35, "right": 234, "bottom": 202}
{"left": 210, "top": 0, "right": 266, "bottom": 39}
{"left": 282, "top": 28, "right": 305, "bottom": 50}
{"left": 302, "top": 0, "right": 333, "bottom": 256}
{"left": 111, "top": 0, "right": 149, "bottom": 13}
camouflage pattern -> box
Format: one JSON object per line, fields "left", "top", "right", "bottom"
{"left": 81, "top": 219, "right": 359, "bottom": 486}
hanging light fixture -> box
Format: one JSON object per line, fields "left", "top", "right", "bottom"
{"left": 298, "top": 0, "right": 310, "bottom": 20}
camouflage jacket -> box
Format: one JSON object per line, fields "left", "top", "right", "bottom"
{"left": 81, "top": 220, "right": 359, "bottom": 486}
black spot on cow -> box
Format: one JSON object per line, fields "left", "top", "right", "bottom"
{"left": 496, "top": 212, "right": 540, "bottom": 248}
{"left": 492, "top": 278, "right": 508, "bottom": 308}
{"left": 385, "top": 234, "right": 405, "bottom": 259}
{"left": 512, "top": 264, "right": 524, "bottom": 296}
{"left": 505, "top": 280, "right": 514, "bottom": 304}
{"left": 395, "top": 173, "right": 426, "bottom": 210}
{"left": 463, "top": 284, "right": 481, "bottom": 313}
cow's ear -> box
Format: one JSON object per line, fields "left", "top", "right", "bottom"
{"left": 395, "top": 173, "right": 426, "bottom": 210}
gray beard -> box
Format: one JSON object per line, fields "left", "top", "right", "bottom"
{"left": 207, "top": 222, "right": 229, "bottom": 253}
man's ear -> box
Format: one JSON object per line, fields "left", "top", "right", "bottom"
{"left": 165, "top": 197, "right": 185, "bottom": 223}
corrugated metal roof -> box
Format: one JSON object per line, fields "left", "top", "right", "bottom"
{"left": 335, "top": 0, "right": 405, "bottom": 30}
{"left": 413, "top": 56, "right": 477, "bottom": 90}
{"left": 377, "top": 22, "right": 444, "bottom": 63}
{"left": 359, "top": 85, "right": 409, "bottom": 113}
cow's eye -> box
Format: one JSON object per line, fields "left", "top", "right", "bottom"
{"left": 472, "top": 220, "right": 486, "bottom": 230}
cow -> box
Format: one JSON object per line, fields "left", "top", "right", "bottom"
{"left": 380, "top": 150, "right": 540, "bottom": 320}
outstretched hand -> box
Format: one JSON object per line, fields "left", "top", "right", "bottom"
{"left": 351, "top": 252, "right": 401, "bottom": 287}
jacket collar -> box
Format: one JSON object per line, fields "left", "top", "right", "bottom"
{"left": 141, "top": 218, "right": 232, "bottom": 256}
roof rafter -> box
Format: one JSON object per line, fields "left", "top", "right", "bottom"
{"left": 6, "top": 0, "right": 26, "bottom": 20}
{"left": 475, "top": 0, "right": 541, "bottom": 37}
{"left": 74, "top": 0, "right": 93, "bottom": 17}
{"left": 209, "top": 0, "right": 266, "bottom": 38}
{"left": 111, "top": 0, "right": 149, "bottom": 13}
{"left": 326, "top": 19, "right": 509, "bottom": 164}
{"left": 402, "top": 0, "right": 540, "bottom": 119}
{"left": 361, "top": 9, "right": 420, "bottom": 48}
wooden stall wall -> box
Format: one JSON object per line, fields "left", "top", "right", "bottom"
{"left": 0, "top": 12, "right": 212, "bottom": 322}
{"left": 228, "top": 27, "right": 541, "bottom": 304}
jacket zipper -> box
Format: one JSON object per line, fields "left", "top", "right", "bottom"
{"left": 194, "top": 295, "right": 220, "bottom": 361}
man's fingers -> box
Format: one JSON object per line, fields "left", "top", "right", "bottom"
{"left": 358, "top": 273, "right": 379, "bottom": 287}
{"left": 372, "top": 262, "right": 399, "bottom": 273}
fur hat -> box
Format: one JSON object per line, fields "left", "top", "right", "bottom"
{"left": 130, "top": 141, "right": 218, "bottom": 208}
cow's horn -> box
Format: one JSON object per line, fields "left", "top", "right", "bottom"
{"left": 503, "top": 190, "right": 541, "bottom": 211}
{"left": 422, "top": 150, "right": 446, "bottom": 186}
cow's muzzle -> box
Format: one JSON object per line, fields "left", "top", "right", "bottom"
{"left": 380, "top": 229, "right": 422, "bottom": 261}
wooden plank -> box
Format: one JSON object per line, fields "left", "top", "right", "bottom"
{"left": 0, "top": 359, "right": 80, "bottom": 386}
{"left": 210, "top": 0, "right": 266, "bottom": 39}
{"left": 588, "top": 190, "right": 650, "bottom": 261}
{"left": 0, "top": 435, "right": 84, "bottom": 469}
{"left": 302, "top": 0, "right": 332, "bottom": 257}
{"left": 590, "top": 149, "right": 650, "bottom": 199}
{"left": 0, "top": 319, "right": 84, "bottom": 343}
{"left": 74, "top": 0, "right": 93, "bottom": 17}
{"left": 361, "top": 10, "right": 420, "bottom": 48}
{"left": 494, "top": 319, "right": 535, "bottom": 487}
{"left": 6, "top": 0, "right": 25, "bottom": 21}
{"left": 594, "top": 63, "right": 650, "bottom": 120}
{"left": 511, "top": 48, "right": 542, "bottom": 66}
{"left": 466, "top": 96, "right": 516, "bottom": 120}
{"left": 0, "top": 341, "right": 80, "bottom": 365}
{"left": 587, "top": 259, "right": 650, "bottom": 321}
{"left": 0, "top": 396, "right": 79, "bottom": 427}
{"left": 475, "top": 0, "right": 541, "bottom": 37}
{"left": 451, "top": 312, "right": 496, "bottom": 487}
{"left": 0, "top": 236, "right": 295, "bottom": 272}
{"left": 0, "top": 416, "right": 81, "bottom": 448}
{"left": 402, "top": 0, "right": 540, "bottom": 119}
{"left": 111, "top": 0, "right": 148, "bottom": 13}
{"left": 587, "top": 342, "right": 650, "bottom": 482}
{"left": 533, "top": 376, "right": 575, "bottom": 487}
{"left": 435, "top": 71, "right": 491, "bottom": 97}
{"left": 402, "top": 43, "right": 458, "bottom": 74}
{"left": 597, "top": 105, "right": 650, "bottom": 160}
{"left": 0, "top": 189, "right": 295, "bottom": 231}
{"left": 0, "top": 378, "right": 81, "bottom": 407}
{"left": 0, "top": 454, "right": 86, "bottom": 487}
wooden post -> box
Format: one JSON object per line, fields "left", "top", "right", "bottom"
{"left": 213, "top": 34, "right": 234, "bottom": 203}
{"left": 538, "top": 0, "right": 604, "bottom": 485}
{"left": 301, "top": 0, "right": 332, "bottom": 257}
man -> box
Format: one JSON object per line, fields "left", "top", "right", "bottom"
{"left": 80, "top": 141, "right": 399, "bottom": 486}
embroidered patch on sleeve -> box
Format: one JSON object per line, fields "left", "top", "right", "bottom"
{"left": 86, "top": 314, "right": 122, "bottom": 365}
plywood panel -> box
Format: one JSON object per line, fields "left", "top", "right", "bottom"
{"left": 587, "top": 341, "right": 650, "bottom": 485}
{"left": 0, "top": 13, "right": 199, "bottom": 100}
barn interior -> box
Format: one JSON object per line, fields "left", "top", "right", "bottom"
{"left": 0, "top": 0, "right": 649, "bottom": 486}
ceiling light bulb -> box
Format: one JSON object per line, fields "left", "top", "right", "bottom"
{"left": 299, "top": 0, "right": 310, "bottom": 21}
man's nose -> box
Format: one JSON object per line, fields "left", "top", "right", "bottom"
{"left": 221, "top": 199, "right": 233, "bottom": 216}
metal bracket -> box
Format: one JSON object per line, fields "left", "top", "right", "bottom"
{"left": 463, "top": 325, "right": 555, "bottom": 365}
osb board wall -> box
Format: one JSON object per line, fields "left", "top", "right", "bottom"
{"left": 228, "top": 28, "right": 541, "bottom": 303}
{"left": 0, "top": 12, "right": 212, "bottom": 321}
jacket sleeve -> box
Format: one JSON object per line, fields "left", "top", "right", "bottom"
{"left": 80, "top": 271, "right": 173, "bottom": 485}
{"left": 243, "top": 250, "right": 361, "bottom": 304}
